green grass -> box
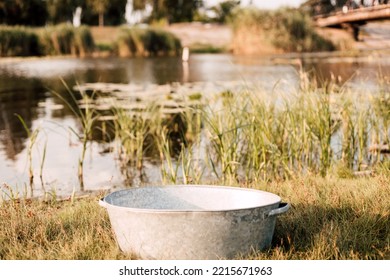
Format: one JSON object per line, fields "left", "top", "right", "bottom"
{"left": 0, "top": 175, "right": 388, "bottom": 259}
{"left": 2, "top": 71, "right": 389, "bottom": 260}
{"left": 0, "top": 25, "right": 181, "bottom": 58}
{"left": 59, "top": 77, "right": 390, "bottom": 184}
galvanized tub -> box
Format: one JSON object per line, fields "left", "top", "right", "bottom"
{"left": 99, "top": 185, "right": 289, "bottom": 260}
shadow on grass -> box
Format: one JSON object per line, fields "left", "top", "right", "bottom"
{"left": 262, "top": 203, "right": 389, "bottom": 259}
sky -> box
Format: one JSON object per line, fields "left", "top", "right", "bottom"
{"left": 204, "top": 0, "right": 306, "bottom": 10}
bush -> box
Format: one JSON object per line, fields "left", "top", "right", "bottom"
{"left": 38, "top": 24, "right": 95, "bottom": 57}
{"left": 0, "top": 25, "right": 41, "bottom": 56}
{"left": 0, "top": 24, "right": 95, "bottom": 57}
{"left": 229, "top": 8, "right": 335, "bottom": 54}
{"left": 116, "top": 27, "right": 181, "bottom": 57}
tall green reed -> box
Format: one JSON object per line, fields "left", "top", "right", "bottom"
{"left": 56, "top": 76, "right": 388, "bottom": 186}
{"left": 0, "top": 24, "right": 95, "bottom": 57}
{"left": 14, "top": 114, "right": 48, "bottom": 188}
{"left": 38, "top": 24, "right": 95, "bottom": 57}
{"left": 52, "top": 81, "right": 99, "bottom": 189}
{"left": 304, "top": 92, "right": 341, "bottom": 176}
{"left": 113, "top": 104, "right": 160, "bottom": 173}
{"left": 203, "top": 92, "right": 249, "bottom": 183}
{"left": 0, "top": 25, "right": 41, "bottom": 56}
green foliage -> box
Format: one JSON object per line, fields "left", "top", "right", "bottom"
{"left": 38, "top": 24, "right": 95, "bottom": 56}
{"left": 272, "top": 8, "right": 335, "bottom": 52}
{"left": 0, "top": 24, "right": 95, "bottom": 57}
{"left": 213, "top": 0, "right": 240, "bottom": 23}
{"left": 164, "top": 0, "right": 202, "bottom": 23}
{"left": 0, "top": 25, "right": 41, "bottom": 56}
{"left": 0, "top": 0, "right": 47, "bottom": 26}
{"left": 1, "top": 0, "right": 203, "bottom": 26}
{"left": 148, "top": 0, "right": 202, "bottom": 23}
{"left": 46, "top": 0, "right": 82, "bottom": 24}
{"left": 116, "top": 27, "right": 181, "bottom": 57}
{"left": 86, "top": 0, "right": 110, "bottom": 26}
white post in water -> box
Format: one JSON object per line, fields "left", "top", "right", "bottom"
{"left": 73, "top": 6, "right": 82, "bottom": 27}
{"left": 182, "top": 47, "right": 190, "bottom": 62}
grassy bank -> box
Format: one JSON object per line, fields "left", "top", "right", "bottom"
{"left": 38, "top": 24, "right": 95, "bottom": 57}
{"left": 115, "top": 27, "right": 181, "bottom": 57}
{"left": 0, "top": 24, "right": 95, "bottom": 57}
{"left": 0, "top": 25, "right": 181, "bottom": 58}
{"left": 0, "top": 175, "right": 388, "bottom": 260}
{"left": 0, "top": 26, "right": 41, "bottom": 56}
{"left": 230, "top": 8, "right": 336, "bottom": 55}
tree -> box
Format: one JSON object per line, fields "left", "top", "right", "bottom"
{"left": 212, "top": 0, "right": 239, "bottom": 23}
{"left": 105, "top": 0, "right": 128, "bottom": 26}
{"left": 46, "top": 0, "right": 83, "bottom": 24}
{"left": 0, "top": 0, "right": 47, "bottom": 26}
{"left": 165, "top": 0, "right": 202, "bottom": 22}
{"left": 149, "top": 0, "right": 202, "bottom": 23}
{"left": 87, "top": 0, "right": 110, "bottom": 26}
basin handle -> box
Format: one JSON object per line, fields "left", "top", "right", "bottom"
{"left": 266, "top": 203, "right": 290, "bottom": 218}
{"left": 99, "top": 198, "right": 108, "bottom": 208}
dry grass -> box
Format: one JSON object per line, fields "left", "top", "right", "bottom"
{"left": 229, "top": 8, "right": 335, "bottom": 55}
{"left": 0, "top": 194, "right": 129, "bottom": 260}
{"left": 248, "top": 175, "right": 390, "bottom": 260}
{"left": 1, "top": 175, "right": 388, "bottom": 260}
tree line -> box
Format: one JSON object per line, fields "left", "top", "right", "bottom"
{"left": 0, "top": 0, "right": 203, "bottom": 26}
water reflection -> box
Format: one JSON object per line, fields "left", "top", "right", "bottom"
{"left": 0, "top": 53, "right": 389, "bottom": 198}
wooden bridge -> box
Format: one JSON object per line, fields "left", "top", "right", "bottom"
{"left": 314, "top": 4, "right": 390, "bottom": 27}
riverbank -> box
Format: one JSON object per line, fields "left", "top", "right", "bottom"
{"left": 161, "top": 20, "right": 390, "bottom": 55}
{"left": 1, "top": 175, "right": 388, "bottom": 259}
{"left": 2, "top": 20, "right": 389, "bottom": 60}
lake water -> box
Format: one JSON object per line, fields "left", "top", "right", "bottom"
{"left": 1, "top": 53, "right": 389, "bottom": 198}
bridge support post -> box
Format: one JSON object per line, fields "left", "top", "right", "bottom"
{"left": 342, "top": 23, "right": 364, "bottom": 41}
{"left": 352, "top": 24, "right": 360, "bottom": 41}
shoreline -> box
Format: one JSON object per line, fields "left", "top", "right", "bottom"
{"left": 1, "top": 47, "right": 390, "bottom": 66}
{"left": 1, "top": 21, "right": 390, "bottom": 63}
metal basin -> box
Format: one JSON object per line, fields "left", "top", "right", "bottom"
{"left": 99, "top": 185, "right": 289, "bottom": 260}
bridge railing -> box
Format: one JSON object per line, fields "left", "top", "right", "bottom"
{"left": 309, "top": 0, "right": 389, "bottom": 18}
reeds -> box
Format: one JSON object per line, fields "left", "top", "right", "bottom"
{"left": 0, "top": 24, "right": 95, "bottom": 57}
{"left": 116, "top": 27, "right": 181, "bottom": 57}
{"left": 15, "top": 114, "right": 47, "bottom": 188}
{"left": 0, "top": 25, "right": 186, "bottom": 58}
{"left": 38, "top": 24, "right": 95, "bottom": 57}
{"left": 2, "top": 75, "right": 389, "bottom": 259}
{"left": 89, "top": 78, "right": 389, "bottom": 184}
{"left": 52, "top": 81, "right": 100, "bottom": 189}
{"left": 0, "top": 25, "right": 41, "bottom": 56}
{"left": 190, "top": 87, "right": 388, "bottom": 182}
